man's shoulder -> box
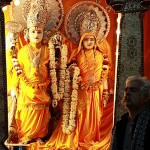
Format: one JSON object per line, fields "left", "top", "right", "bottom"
{"left": 116, "top": 113, "right": 129, "bottom": 127}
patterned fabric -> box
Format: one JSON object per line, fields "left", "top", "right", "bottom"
{"left": 132, "top": 108, "right": 150, "bottom": 150}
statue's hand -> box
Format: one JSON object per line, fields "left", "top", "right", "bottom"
{"left": 103, "top": 99, "right": 108, "bottom": 107}
{"left": 102, "top": 91, "right": 110, "bottom": 107}
{"left": 51, "top": 32, "right": 62, "bottom": 47}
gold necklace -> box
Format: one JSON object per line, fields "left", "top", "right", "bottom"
{"left": 83, "top": 49, "right": 97, "bottom": 85}
{"left": 28, "top": 45, "right": 42, "bottom": 68}
{"left": 28, "top": 44, "right": 43, "bottom": 76}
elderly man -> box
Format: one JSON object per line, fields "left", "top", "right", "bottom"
{"left": 111, "top": 76, "right": 150, "bottom": 150}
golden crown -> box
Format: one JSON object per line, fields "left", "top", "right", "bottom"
{"left": 26, "top": 0, "right": 47, "bottom": 29}
{"left": 79, "top": 10, "right": 100, "bottom": 36}
{"left": 27, "top": 7, "right": 47, "bottom": 29}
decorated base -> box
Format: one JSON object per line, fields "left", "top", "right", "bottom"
{"left": 4, "top": 141, "right": 30, "bottom": 150}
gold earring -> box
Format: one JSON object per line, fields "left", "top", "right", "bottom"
{"left": 24, "top": 29, "right": 29, "bottom": 42}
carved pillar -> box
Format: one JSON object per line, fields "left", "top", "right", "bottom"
{"left": 106, "top": 0, "right": 150, "bottom": 121}
{"left": 0, "top": 0, "right": 11, "bottom": 149}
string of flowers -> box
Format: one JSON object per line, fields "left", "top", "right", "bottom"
{"left": 58, "top": 44, "right": 68, "bottom": 99}
{"left": 49, "top": 39, "right": 80, "bottom": 133}
{"left": 49, "top": 41, "right": 68, "bottom": 107}
{"left": 62, "top": 64, "right": 80, "bottom": 134}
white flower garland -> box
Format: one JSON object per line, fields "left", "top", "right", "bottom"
{"left": 49, "top": 42, "right": 68, "bottom": 107}
{"left": 49, "top": 41, "right": 80, "bottom": 134}
{"left": 62, "top": 65, "right": 80, "bottom": 134}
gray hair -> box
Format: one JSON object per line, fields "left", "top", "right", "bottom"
{"left": 126, "top": 76, "right": 150, "bottom": 88}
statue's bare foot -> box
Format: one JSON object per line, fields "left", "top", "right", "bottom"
{"left": 19, "top": 140, "right": 28, "bottom": 145}
{"left": 36, "top": 138, "right": 44, "bottom": 145}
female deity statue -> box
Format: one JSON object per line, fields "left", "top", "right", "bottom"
{"left": 65, "top": 5, "right": 112, "bottom": 149}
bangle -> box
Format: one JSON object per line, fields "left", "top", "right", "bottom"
{"left": 103, "top": 89, "right": 108, "bottom": 92}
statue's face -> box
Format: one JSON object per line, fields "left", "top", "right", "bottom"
{"left": 29, "top": 26, "right": 43, "bottom": 43}
{"left": 82, "top": 35, "right": 96, "bottom": 50}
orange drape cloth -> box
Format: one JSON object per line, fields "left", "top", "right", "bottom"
{"left": 9, "top": 43, "right": 51, "bottom": 143}
{"left": 29, "top": 33, "right": 114, "bottom": 150}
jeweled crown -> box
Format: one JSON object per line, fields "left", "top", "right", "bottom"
{"left": 26, "top": 0, "right": 48, "bottom": 29}
{"left": 79, "top": 10, "right": 100, "bottom": 37}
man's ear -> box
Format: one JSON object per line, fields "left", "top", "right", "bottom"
{"left": 141, "top": 87, "right": 150, "bottom": 97}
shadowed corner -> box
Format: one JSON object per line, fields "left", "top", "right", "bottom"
{"left": 140, "top": 0, "right": 150, "bottom": 8}
{"left": 106, "top": 0, "right": 125, "bottom": 11}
